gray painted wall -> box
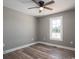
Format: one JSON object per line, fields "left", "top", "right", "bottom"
{"left": 3, "top": 7, "right": 37, "bottom": 51}
{"left": 37, "top": 10, "right": 75, "bottom": 48}
{"left": 3, "top": 6, "right": 75, "bottom": 51}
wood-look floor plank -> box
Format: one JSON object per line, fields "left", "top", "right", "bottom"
{"left": 23, "top": 47, "right": 53, "bottom": 59}
{"left": 31, "top": 43, "right": 75, "bottom": 59}
{"left": 4, "top": 50, "right": 34, "bottom": 59}
{"left": 4, "top": 43, "right": 75, "bottom": 59}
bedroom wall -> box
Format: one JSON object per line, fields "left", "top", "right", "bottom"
{"left": 3, "top": 6, "right": 75, "bottom": 51}
{"left": 3, "top": 7, "right": 37, "bottom": 51}
{"left": 37, "top": 10, "right": 75, "bottom": 48}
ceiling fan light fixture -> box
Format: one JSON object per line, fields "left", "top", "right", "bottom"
{"left": 39, "top": 7, "right": 44, "bottom": 10}
{"left": 29, "top": 0, "right": 55, "bottom": 13}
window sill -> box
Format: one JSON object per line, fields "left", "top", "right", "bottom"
{"left": 50, "top": 38, "right": 63, "bottom": 41}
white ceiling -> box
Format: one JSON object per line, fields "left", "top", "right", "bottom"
{"left": 3, "top": 0, "right": 75, "bottom": 17}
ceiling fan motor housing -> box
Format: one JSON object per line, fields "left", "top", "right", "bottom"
{"left": 38, "top": 1, "right": 44, "bottom": 7}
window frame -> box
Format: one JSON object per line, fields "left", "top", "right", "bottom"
{"left": 49, "top": 16, "right": 63, "bottom": 41}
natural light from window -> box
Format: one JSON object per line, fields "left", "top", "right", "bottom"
{"left": 50, "top": 16, "right": 63, "bottom": 41}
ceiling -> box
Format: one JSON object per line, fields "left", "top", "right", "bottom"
{"left": 3, "top": 0, "right": 75, "bottom": 17}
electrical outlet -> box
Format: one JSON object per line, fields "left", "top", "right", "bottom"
{"left": 32, "top": 38, "right": 34, "bottom": 40}
{"left": 70, "top": 41, "right": 73, "bottom": 44}
{"left": 3, "top": 43, "right": 5, "bottom": 47}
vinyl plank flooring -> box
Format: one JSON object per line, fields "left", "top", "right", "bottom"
{"left": 23, "top": 47, "right": 53, "bottom": 59}
{"left": 30, "top": 43, "right": 75, "bottom": 59}
{"left": 4, "top": 43, "right": 75, "bottom": 59}
{"left": 4, "top": 50, "right": 33, "bottom": 59}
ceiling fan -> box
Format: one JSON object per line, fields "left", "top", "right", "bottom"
{"left": 28, "top": 0, "right": 55, "bottom": 13}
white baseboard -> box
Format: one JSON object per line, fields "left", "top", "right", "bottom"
{"left": 37, "top": 41, "right": 75, "bottom": 51}
{"left": 3, "top": 42, "right": 38, "bottom": 54}
{"left": 4, "top": 41, "right": 75, "bottom": 54}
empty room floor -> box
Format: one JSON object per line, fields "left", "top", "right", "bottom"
{"left": 4, "top": 43, "right": 75, "bottom": 59}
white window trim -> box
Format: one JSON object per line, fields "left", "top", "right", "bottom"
{"left": 49, "top": 16, "right": 63, "bottom": 41}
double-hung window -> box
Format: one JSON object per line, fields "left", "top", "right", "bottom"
{"left": 50, "top": 16, "right": 63, "bottom": 41}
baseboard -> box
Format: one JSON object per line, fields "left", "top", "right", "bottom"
{"left": 4, "top": 41, "right": 75, "bottom": 54}
{"left": 37, "top": 41, "right": 75, "bottom": 51}
{"left": 3, "top": 42, "right": 38, "bottom": 54}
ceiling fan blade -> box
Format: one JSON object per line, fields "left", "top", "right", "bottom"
{"left": 28, "top": 7, "right": 39, "bottom": 9}
{"left": 32, "top": 0, "right": 39, "bottom": 6}
{"left": 44, "top": 0, "right": 55, "bottom": 6}
{"left": 44, "top": 7, "right": 53, "bottom": 10}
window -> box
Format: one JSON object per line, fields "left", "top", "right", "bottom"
{"left": 50, "top": 16, "right": 63, "bottom": 41}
